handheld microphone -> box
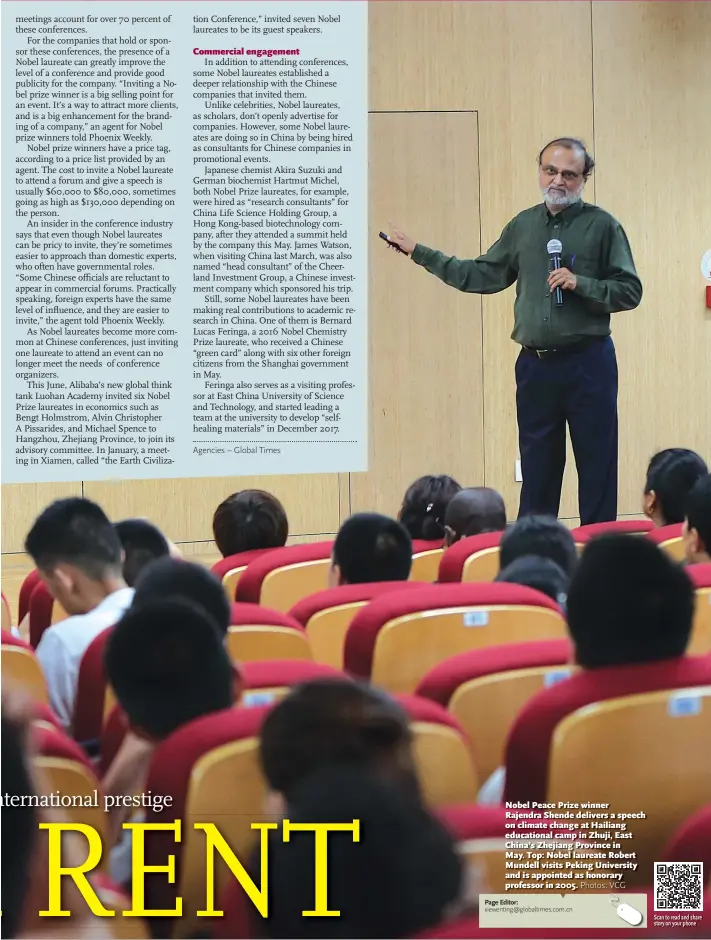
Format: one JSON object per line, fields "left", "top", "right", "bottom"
{"left": 547, "top": 238, "right": 563, "bottom": 307}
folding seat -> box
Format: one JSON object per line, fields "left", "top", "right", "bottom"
{"left": 547, "top": 686, "right": 711, "bottom": 886}
{"left": 344, "top": 582, "right": 566, "bottom": 693}
{"left": 235, "top": 540, "right": 334, "bottom": 610}
{"left": 396, "top": 694, "right": 479, "bottom": 807}
{"left": 74, "top": 626, "right": 115, "bottom": 743}
{"left": 647, "top": 522, "right": 686, "bottom": 561}
{"left": 99, "top": 705, "right": 130, "bottom": 776}
{"left": 289, "top": 581, "right": 421, "bottom": 667}
{"left": 226, "top": 604, "right": 312, "bottom": 662}
{"left": 18, "top": 568, "right": 41, "bottom": 625}
{"left": 438, "top": 532, "right": 503, "bottom": 584}
{"left": 687, "top": 563, "right": 711, "bottom": 655}
{"left": 211, "top": 548, "right": 277, "bottom": 602}
{"left": 417, "top": 640, "right": 573, "bottom": 783}
{"left": 141, "top": 706, "right": 273, "bottom": 937}
{"left": 32, "top": 722, "right": 107, "bottom": 855}
{"left": 504, "top": 654, "right": 711, "bottom": 806}
{"left": 1, "top": 630, "right": 49, "bottom": 705}
{"left": 661, "top": 803, "right": 711, "bottom": 882}
{"left": 571, "top": 518, "right": 653, "bottom": 550}
{"left": 411, "top": 538, "right": 446, "bottom": 582}
{"left": 28, "top": 580, "right": 67, "bottom": 648}
{"left": 239, "top": 659, "right": 345, "bottom": 706}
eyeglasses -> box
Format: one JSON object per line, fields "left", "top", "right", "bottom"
{"left": 541, "top": 165, "right": 583, "bottom": 182}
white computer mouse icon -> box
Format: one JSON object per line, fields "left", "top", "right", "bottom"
{"left": 616, "top": 902, "right": 644, "bottom": 926}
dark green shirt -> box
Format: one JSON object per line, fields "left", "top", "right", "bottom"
{"left": 411, "top": 201, "right": 642, "bottom": 348}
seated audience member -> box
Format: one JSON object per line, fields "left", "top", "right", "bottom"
{"left": 259, "top": 678, "right": 419, "bottom": 813}
{"left": 495, "top": 554, "right": 569, "bottom": 608}
{"left": 499, "top": 514, "right": 578, "bottom": 577}
{"left": 328, "top": 513, "right": 412, "bottom": 587}
{"left": 643, "top": 447, "right": 708, "bottom": 527}
{"left": 398, "top": 474, "right": 461, "bottom": 541}
{"left": 114, "top": 519, "right": 170, "bottom": 586}
{"left": 25, "top": 498, "right": 134, "bottom": 730}
{"left": 684, "top": 473, "right": 711, "bottom": 566}
{"left": 503, "top": 535, "right": 710, "bottom": 804}
{"left": 102, "top": 599, "right": 240, "bottom": 883}
{"left": 443, "top": 487, "right": 507, "bottom": 546}
{"left": 257, "top": 765, "right": 463, "bottom": 939}
{"left": 212, "top": 489, "right": 288, "bottom": 558}
{"left": 132, "top": 556, "right": 230, "bottom": 636}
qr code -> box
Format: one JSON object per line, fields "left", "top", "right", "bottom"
{"left": 654, "top": 862, "right": 704, "bottom": 911}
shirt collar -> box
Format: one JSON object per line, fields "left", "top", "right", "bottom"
{"left": 542, "top": 200, "right": 586, "bottom": 225}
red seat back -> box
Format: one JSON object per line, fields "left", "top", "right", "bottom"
{"left": 504, "top": 655, "right": 711, "bottom": 805}
{"left": 19, "top": 569, "right": 41, "bottom": 625}
{"left": 647, "top": 522, "right": 684, "bottom": 544}
{"left": 74, "top": 627, "right": 113, "bottom": 742}
{"left": 438, "top": 532, "right": 503, "bottom": 583}
{"left": 416, "top": 638, "right": 573, "bottom": 706}
{"left": 29, "top": 581, "right": 55, "bottom": 648}
{"left": 570, "top": 519, "right": 653, "bottom": 543}
{"left": 236, "top": 541, "right": 334, "bottom": 607}
{"left": 661, "top": 802, "right": 711, "bottom": 874}
{"left": 239, "top": 660, "right": 344, "bottom": 706}
{"left": 344, "top": 582, "right": 563, "bottom": 682}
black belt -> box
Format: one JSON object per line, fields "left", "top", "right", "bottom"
{"left": 522, "top": 336, "right": 605, "bottom": 360}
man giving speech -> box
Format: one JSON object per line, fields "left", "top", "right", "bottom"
{"left": 387, "top": 137, "right": 642, "bottom": 525}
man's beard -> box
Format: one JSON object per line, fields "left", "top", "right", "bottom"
{"left": 541, "top": 185, "right": 583, "bottom": 207}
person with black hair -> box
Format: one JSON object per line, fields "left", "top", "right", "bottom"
{"left": 397, "top": 475, "right": 461, "bottom": 541}
{"left": 256, "top": 766, "right": 463, "bottom": 939}
{"left": 568, "top": 534, "right": 694, "bottom": 668}
{"left": 499, "top": 514, "right": 578, "bottom": 577}
{"left": 643, "top": 448, "right": 708, "bottom": 527}
{"left": 114, "top": 519, "right": 170, "bottom": 586}
{"left": 503, "top": 535, "right": 711, "bottom": 804}
{"left": 387, "top": 138, "right": 642, "bottom": 526}
{"left": 443, "top": 487, "right": 507, "bottom": 546}
{"left": 496, "top": 554, "right": 569, "bottom": 608}
{"left": 259, "top": 678, "right": 419, "bottom": 815}
{"left": 103, "top": 598, "right": 240, "bottom": 885}
{"left": 329, "top": 513, "right": 412, "bottom": 586}
{"left": 132, "top": 556, "right": 231, "bottom": 635}
{"left": 683, "top": 473, "right": 711, "bottom": 565}
{"left": 25, "top": 498, "right": 134, "bottom": 730}
{"left": 212, "top": 489, "right": 289, "bottom": 558}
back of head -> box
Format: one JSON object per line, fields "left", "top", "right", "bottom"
{"left": 496, "top": 554, "right": 569, "bottom": 607}
{"left": 1, "top": 709, "right": 37, "bottom": 938}
{"left": 114, "top": 519, "right": 170, "bottom": 587}
{"left": 212, "top": 489, "right": 288, "bottom": 558}
{"left": 685, "top": 473, "right": 711, "bottom": 560}
{"left": 567, "top": 534, "right": 694, "bottom": 669}
{"left": 24, "top": 497, "right": 122, "bottom": 580}
{"left": 132, "top": 556, "right": 230, "bottom": 635}
{"left": 104, "top": 598, "right": 236, "bottom": 739}
{"left": 259, "top": 678, "right": 417, "bottom": 803}
{"left": 444, "top": 487, "right": 507, "bottom": 543}
{"left": 398, "top": 474, "right": 461, "bottom": 541}
{"left": 260, "top": 765, "right": 462, "bottom": 938}
{"left": 332, "top": 513, "right": 412, "bottom": 584}
{"left": 644, "top": 448, "right": 708, "bottom": 525}
{"left": 499, "top": 515, "right": 578, "bottom": 577}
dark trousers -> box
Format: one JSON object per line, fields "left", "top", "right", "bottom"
{"left": 516, "top": 336, "right": 618, "bottom": 525}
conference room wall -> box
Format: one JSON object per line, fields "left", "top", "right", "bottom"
{"left": 2, "top": 1, "right": 709, "bottom": 556}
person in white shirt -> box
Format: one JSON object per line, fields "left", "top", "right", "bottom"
{"left": 24, "top": 497, "right": 134, "bottom": 733}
